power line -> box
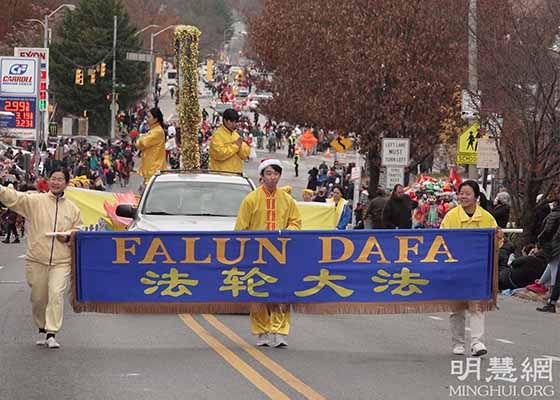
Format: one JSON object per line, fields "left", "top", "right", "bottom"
{"left": 51, "top": 37, "right": 148, "bottom": 55}
{"left": 49, "top": 46, "right": 112, "bottom": 69}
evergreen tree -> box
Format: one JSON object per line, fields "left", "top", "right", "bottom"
{"left": 50, "top": 0, "right": 147, "bottom": 136}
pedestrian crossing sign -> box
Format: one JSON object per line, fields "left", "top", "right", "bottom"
{"left": 456, "top": 122, "right": 480, "bottom": 165}
{"left": 330, "top": 136, "right": 352, "bottom": 153}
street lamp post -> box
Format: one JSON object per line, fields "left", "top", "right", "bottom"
{"left": 43, "top": 4, "right": 76, "bottom": 48}
{"left": 27, "top": 4, "right": 76, "bottom": 51}
{"left": 110, "top": 24, "right": 159, "bottom": 139}
{"left": 110, "top": 16, "right": 117, "bottom": 140}
{"left": 468, "top": 0, "right": 478, "bottom": 180}
{"left": 134, "top": 24, "right": 160, "bottom": 37}
{"left": 149, "top": 25, "right": 177, "bottom": 101}
{"left": 27, "top": 3, "right": 76, "bottom": 178}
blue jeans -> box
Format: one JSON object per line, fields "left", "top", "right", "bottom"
{"left": 549, "top": 259, "right": 560, "bottom": 305}
{"left": 539, "top": 257, "right": 559, "bottom": 286}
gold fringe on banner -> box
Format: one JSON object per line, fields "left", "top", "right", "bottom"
{"left": 292, "top": 300, "right": 496, "bottom": 315}
{"left": 70, "top": 300, "right": 496, "bottom": 315}
{"left": 72, "top": 301, "right": 252, "bottom": 315}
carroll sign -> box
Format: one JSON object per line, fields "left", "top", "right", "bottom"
{"left": 0, "top": 58, "right": 37, "bottom": 95}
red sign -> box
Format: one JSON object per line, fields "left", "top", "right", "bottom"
{"left": 18, "top": 50, "right": 47, "bottom": 61}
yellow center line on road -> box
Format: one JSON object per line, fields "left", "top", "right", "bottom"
{"left": 203, "top": 314, "right": 327, "bottom": 400}
{"left": 178, "top": 314, "right": 290, "bottom": 400}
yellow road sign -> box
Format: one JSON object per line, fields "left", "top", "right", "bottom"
{"left": 330, "top": 136, "right": 352, "bottom": 153}
{"left": 457, "top": 122, "right": 480, "bottom": 165}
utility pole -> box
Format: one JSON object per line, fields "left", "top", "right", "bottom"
{"left": 150, "top": 25, "right": 177, "bottom": 104}
{"left": 43, "top": 14, "right": 48, "bottom": 150}
{"left": 468, "top": 0, "right": 478, "bottom": 180}
{"left": 36, "top": 14, "right": 48, "bottom": 179}
{"left": 111, "top": 15, "right": 117, "bottom": 140}
{"left": 351, "top": 151, "right": 362, "bottom": 228}
{"left": 149, "top": 33, "right": 154, "bottom": 101}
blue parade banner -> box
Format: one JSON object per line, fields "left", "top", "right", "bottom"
{"left": 72, "top": 229, "right": 497, "bottom": 314}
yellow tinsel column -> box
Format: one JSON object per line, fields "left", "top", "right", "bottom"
{"left": 174, "top": 25, "right": 201, "bottom": 170}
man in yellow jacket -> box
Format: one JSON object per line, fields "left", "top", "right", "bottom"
{"left": 235, "top": 159, "right": 302, "bottom": 347}
{"left": 136, "top": 107, "right": 167, "bottom": 187}
{"left": 0, "top": 168, "right": 82, "bottom": 349}
{"left": 209, "top": 108, "right": 250, "bottom": 173}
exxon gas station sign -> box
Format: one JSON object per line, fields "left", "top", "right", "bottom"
{"left": 15, "top": 48, "right": 49, "bottom": 111}
{"left": 1, "top": 58, "right": 38, "bottom": 95}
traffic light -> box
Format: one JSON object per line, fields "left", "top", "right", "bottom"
{"left": 39, "top": 81, "right": 47, "bottom": 110}
{"left": 90, "top": 70, "right": 96, "bottom": 84}
{"left": 75, "top": 68, "right": 84, "bottom": 85}
{"left": 100, "top": 63, "right": 106, "bottom": 77}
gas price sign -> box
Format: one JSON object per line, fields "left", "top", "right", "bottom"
{"left": 0, "top": 96, "right": 36, "bottom": 129}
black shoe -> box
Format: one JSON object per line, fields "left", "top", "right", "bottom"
{"left": 12, "top": 238, "right": 20, "bottom": 244}
{"left": 536, "top": 304, "right": 556, "bottom": 313}
{"left": 1, "top": 239, "right": 9, "bottom": 244}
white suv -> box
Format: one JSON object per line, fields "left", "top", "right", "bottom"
{"left": 117, "top": 171, "right": 255, "bottom": 231}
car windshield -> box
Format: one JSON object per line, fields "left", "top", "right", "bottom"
{"left": 143, "top": 181, "right": 252, "bottom": 217}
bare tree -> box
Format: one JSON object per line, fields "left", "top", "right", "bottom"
{"left": 475, "top": 0, "right": 560, "bottom": 243}
{"left": 248, "top": 0, "right": 466, "bottom": 192}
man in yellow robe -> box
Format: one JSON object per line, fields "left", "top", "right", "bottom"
{"left": 235, "top": 159, "right": 302, "bottom": 347}
{"left": 209, "top": 109, "right": 251, "bottom": 173}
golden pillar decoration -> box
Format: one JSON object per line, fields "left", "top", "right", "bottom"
{"left": 174, "top": 25, "right": 201, "bottom": 169}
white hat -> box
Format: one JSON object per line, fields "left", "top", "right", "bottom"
{"left": 258, "top": 159, "right": 282, "bottom": 175}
